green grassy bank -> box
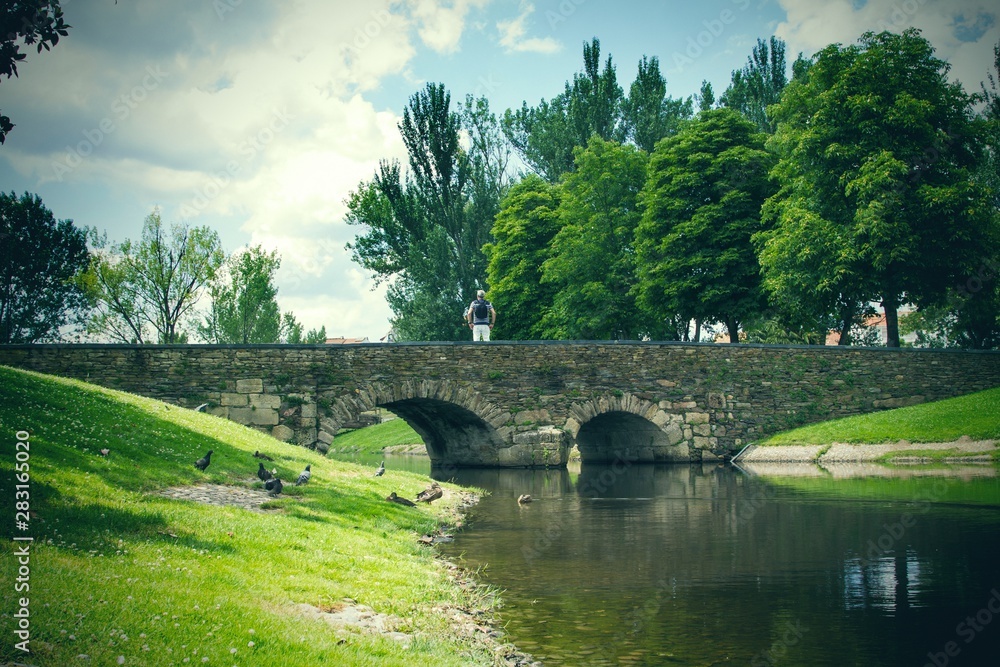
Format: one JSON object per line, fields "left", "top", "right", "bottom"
{"left": 759, "top": 386, "right": 1000, "bottom": 449}
{"left": 332, "top": 419, "right": 424, "bottom": 455}
{"left": 0, "top": 366, "right": 498, "bottom": 666}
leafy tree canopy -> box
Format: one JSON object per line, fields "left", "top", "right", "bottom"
{"left": 0, "top": 191, "right": 89, "bottom": 342}
{"left": 635, "top": 108, "right": 775, "bottom": 342}
{"left": 84, "top": 209, "right": 224, "bottom": 343}
{"left": 1, "top": 1, "right": 71, "bottom": 144}
{"left": 757, "top": 28, "right": 997, "bottom": 347}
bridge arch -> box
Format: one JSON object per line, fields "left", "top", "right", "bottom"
{"left": 565, "top": 392, "right": 691, "bottom": 463}
{"left": 326, "top": 380, "right": 509, "bottom": 466}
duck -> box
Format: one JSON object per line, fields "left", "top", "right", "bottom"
{"left": 416, "top": 483, "right": 443, "bottom": 504}
{"left": 517, "top": 494, "right": 532, "bottom": 504}
{"left": 386, "top": 492, "right": 416, "bottom": 507}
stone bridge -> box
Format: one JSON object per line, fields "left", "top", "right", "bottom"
{"left": 2, "top": 342, "right": 999, "bottom": 468}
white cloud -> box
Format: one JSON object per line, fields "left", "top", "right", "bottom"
{"left": 775, "top": 0, "right": 1000, "bottom": 93}
{"left": 406, "top": 0, "right": 492, "bottom": 53}
{"left": 497, "top": 1, "right": 562, "bottom": 54}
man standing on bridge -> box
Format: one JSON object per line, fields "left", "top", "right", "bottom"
{"left": 466, "top": 290, "right": 497, "bottom": 341}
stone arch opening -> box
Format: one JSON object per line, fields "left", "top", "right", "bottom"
{"left": 329, "top": 381, "right": 509, "bottom": 467}
{"left": 382, "top": 397, "right": 503, "bottom": 465}
{"left": 576, "top": 411, "right": 683, "bottom": 463}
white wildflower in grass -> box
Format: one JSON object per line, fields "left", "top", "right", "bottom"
{"left": 117, "top": 656, "right": 125, "bottom": 665}
{"left": 247, "top": 641, "right": 255, "bottom": 648}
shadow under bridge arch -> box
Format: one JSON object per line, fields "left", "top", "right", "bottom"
{"left": 570, "top": 393, "right": 692, "bottom": 463}
{"left": 346, "top": 382, "right": 508, "bottom": 468}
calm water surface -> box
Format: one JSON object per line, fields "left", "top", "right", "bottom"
{"left": 338, "top": 453, "right": 1000, "bottom": 666}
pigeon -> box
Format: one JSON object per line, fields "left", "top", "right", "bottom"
{"left": 265, "top": 477, "right": 283, "bottom": 496}
{"left": 253, "top": 450, "right": 274, "bottom": 461}
{"left": 517, "top": 494, "right": 532, "bottom": 504}
{"left": 98, "top": 448, "right": 110, "bottom": 457}
{"left": 386, "top": 492, "right": 416, "bottom": 507}
{"left": 374, "top": 461, "right": 385, "bottom": 477}
{"left": 194, "top": 450, "right": 213, "bottom": 471}
{"left": 416, "top": 483, "right": 443, "bottom": 504}
{"left": 257, "top": 462, "right": 273, "bottom": 482}
{"left": 194, "top": 403, "right": 209, "bottom": 412}
{"left": 295, "top": 464, "right": 311, "bottom": 486}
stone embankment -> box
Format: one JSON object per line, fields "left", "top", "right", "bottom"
{"left": 737, "top": 437, "right": 997, "bottom": 463}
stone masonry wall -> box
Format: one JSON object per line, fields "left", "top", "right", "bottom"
{"left": 1, "top": 342, "right": 998, "bottom": 466}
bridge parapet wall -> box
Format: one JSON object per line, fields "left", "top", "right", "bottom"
{"left": 1, "top": 342, "right": 998, "bottom": 467}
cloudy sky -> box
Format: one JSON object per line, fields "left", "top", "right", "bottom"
{"left": 2, "top": 0, "right": 998, "bottom": 341}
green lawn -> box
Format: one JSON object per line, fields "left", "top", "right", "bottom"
{"left": 332, "top": 418, "right": 425, "bottom": 454}
{"left": 0, "top": 366, "right": 494, "bottom": 667}
{"left": 760, "top": 386, "right": 1000, "bottom": 446}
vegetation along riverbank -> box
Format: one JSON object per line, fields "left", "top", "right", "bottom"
{"left": 0, "top": 365, "right": 537, "bottom": 667}
{"left": 740, "top": 386, "right": 1000, "bottom": 463}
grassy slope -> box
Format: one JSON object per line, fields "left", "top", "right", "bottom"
{"left": 0, "top": 366, "right": 493, "bottom": 667}
{"left": 760, "top": 386, "right": 1000, "bottom": 447}
{"left": 332, "top": 419, "right": 425, "bottom": 454}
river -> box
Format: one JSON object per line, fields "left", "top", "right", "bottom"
{"left": 334, "top": 452, "right": 1000, "bottom": 666}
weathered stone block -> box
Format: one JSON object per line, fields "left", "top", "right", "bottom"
{"left": 236, "top": 378, "right": 264, "bottom": 394}
{"left": 251, "top": 408, "right": 279, "bottom": 426}
{"left": 685, "top": 411, "right": 710, "bottom": 424}
{"left": 228, "top": 407, "right": 254, "bottom": 424}
{"left": 221, "top": 392, "right": 247, "bottom": 406}
{"left": 271, "top": 424, "right": 295, "bottom": 442}
{"left": 250, "top": 394, "right": 281, "bottom": 409}
{"left": 300, "top": 403, "right": 318, "bottom": 419}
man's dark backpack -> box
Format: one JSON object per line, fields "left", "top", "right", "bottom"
{"left": 472, "top": 299, "right": 491, "bottom": 322}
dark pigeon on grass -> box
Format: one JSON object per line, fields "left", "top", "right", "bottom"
{"left": 253, "top": 450, "right": 274, "bottom": 461}
{"left": 386, "top": 492, "right": 416, "bottom": 507}
{"left": 265, "top": 477, "right": 283, "bottom": 496}
{"left": 257, "top": 462, "right": 273, "bottom": 482}
{"left": 374, "top": 461, "right": 385, "bottom": 477}
{"left": 295, "top": 464, "right": 311, "bottom": 486}
{"left": 194, "top": 450, "right": 213, "bottom": 471}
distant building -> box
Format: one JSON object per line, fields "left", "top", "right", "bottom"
{"left": 325, "top": 337, "right": 370, "bottom": 345}
{"left": 825, "top": 305, "right": 918, "bottom": 346}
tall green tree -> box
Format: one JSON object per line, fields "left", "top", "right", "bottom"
{"left": 635, "top": 109, "right": 776, "bottom": 343}
{"left": 484, "top": 175, "right": 562, "bottom": 340}
{"left": 503, "top": 38, "right": 623, "bottom": 182}
{"left": 1, "top": 1, "right": 70, "bottom": 144}
{"left": 540, "top": 137, "right": 647, "bottom": 339}
{"left": 0, "top": 191, "right": 89, "bottom": 342}
{"left": 756, "top": 29, "right": 997, "bottom": 347}
{"left": 85, "top": 209, "right": 224, "bottom": 343}
{"left": 720, "top": 37, "right": 788, "bottom": 133}
{"left": 346, "top": 85, "right": 506, "bottom": 341}
{"left": 199, "top": 245, "right": 294, "bottom": 344}
{"left": 621, "top": 55, "right": 693, "bottom": 153}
